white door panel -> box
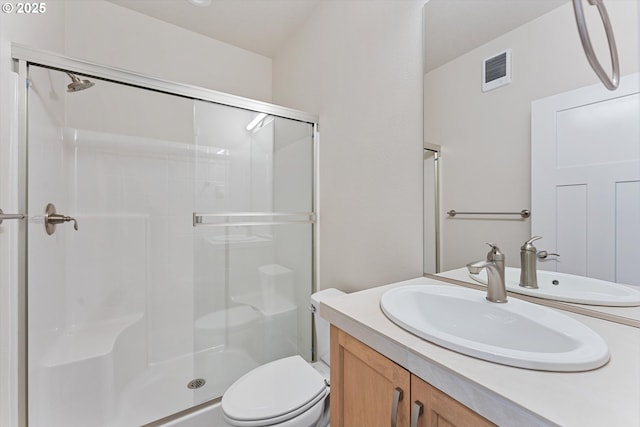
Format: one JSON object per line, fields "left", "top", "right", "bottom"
{"left": 617, "top": 181, "right": 640, "bottom": 285}
{"left": 532, "top": 73, "right": 640, "bottom": 286}
{"left": 556, "top": 94, "right": 639, "bottom": 168}
{"left": 556, "top": 185, "right": 588, "bottom": 276}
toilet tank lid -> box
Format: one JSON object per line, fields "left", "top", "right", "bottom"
{"left": 310, "top": 288, "right": 345, "bottom": 308}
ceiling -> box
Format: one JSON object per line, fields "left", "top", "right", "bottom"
{"left": 423, "top": 0, "right": 569, "bottom": 72}
{"left": 106, "top": 0, "right": 322, "bottom": 58}
{"left": 106, "top": 0, "right": 569, "bottom": 70}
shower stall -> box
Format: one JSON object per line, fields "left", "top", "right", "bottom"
{"left": 12, "top": 46, "right": 317, "bottom": 426}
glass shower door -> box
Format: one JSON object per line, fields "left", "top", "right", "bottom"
{"left": 27, "top": 65, "right": 199, "bottom": 427}
{"left": 191, "top": 101, "right": 315, "bottom": 404}
{"left": 25, "top": 63, "right": 316, "bottom": 426}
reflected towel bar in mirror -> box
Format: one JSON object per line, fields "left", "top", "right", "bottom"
{"left": 447, "top": 209, "right": 530, "bottom": 218}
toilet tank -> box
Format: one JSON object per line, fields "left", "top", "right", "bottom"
{"left": 310, "top": 288, "right": 345, "bottom": 365}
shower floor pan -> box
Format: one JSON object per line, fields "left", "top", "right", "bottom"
{"left": 34, "top": 314, "right": 257, "bottom": 427}
{"left": 114, "top": 347, "right": 258, "bottom": 427}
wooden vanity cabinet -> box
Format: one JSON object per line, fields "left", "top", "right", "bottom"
{"left": 330, "top": 325, "right": 411, "bottom": 426}
{"left": 330, "top": 326, "right": 495, "bottom": 427}
{"left": 410, "top": 375, "right": 495, "bottom": 427}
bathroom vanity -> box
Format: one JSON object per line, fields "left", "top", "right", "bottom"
{"left": 331, "top": 326, "right": 494, "bottom": 426}
{"left": 321, "top": 277, "right": 640, "bottom": 426}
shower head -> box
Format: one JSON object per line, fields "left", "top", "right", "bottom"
{"left": 65, "top": 72, "right": 94, "bottom": 92}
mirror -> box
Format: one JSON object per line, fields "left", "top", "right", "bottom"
{"left": 423, "top": 0, "right": 640, "bottom": 322}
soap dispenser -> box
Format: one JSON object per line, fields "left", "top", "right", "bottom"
{"left": 519, "top": 236, "right": 542, "bottom": 289}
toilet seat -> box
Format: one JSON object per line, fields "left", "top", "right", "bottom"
{"left": 222, "top": 355, "right": 329, "bottom": 427}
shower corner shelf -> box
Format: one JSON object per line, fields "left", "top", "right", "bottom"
{"left": 231, "top": 293, "right": 297, "bottom": 316}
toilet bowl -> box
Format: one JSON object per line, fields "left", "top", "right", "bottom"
{"left": 220, "top": 288, "right": 345, "bottom": 427}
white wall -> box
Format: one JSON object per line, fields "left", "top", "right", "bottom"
{"left": 63, "top": 0, "right": 273, "bottom": 102}
{"left": 0, "top": 1, "right": 274, "bottom": 425}
{"left": 424, "top": 1, "right": 640, "bottom": 271}
{"left": 273, "top": 0, "right": 425, "bottom": 292}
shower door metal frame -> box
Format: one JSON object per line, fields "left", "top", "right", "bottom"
{"left": 12, "top": 44, "right": 317, "bottom": 123}
{"left": 11, "top": 43, "right": 319, "bottom": 427}
{"left": 424, "top": 142, "right": 441, "bottom": 274}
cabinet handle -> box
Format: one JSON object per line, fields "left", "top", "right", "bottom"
{"left": 390, "top": 387, "right": 404, "bottom": 427}
{"left": 410, "top": 400, "right": 424, "bottom": 427}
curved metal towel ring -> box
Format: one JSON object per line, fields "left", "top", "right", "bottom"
{"left": 572, "top": 0, "right": 620, "bottom": 90}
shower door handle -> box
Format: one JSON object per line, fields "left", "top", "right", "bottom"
{"left": 44, "top": 203, "right": 78, "bottom": 235}
{"left": 0, "top": 209, "right": 26, "bottom": 225}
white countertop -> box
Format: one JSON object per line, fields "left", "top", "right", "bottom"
{"left": 320, "top": 276, "right": 640, "bottom": 427}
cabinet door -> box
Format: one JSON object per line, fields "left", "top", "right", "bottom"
{"left": 410, "top": 375, "right": 495, "bottom": 427}
{"left": 331, "top": 326, "right": 410, "bottom": 427}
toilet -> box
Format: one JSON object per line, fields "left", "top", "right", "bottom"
{"left": 220, "top": 288, "right": 345, "bottom": 427}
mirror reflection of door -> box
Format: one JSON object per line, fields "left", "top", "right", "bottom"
{"left": 423, "top": 0, "right": 638, "bottom": 270}
{"left": 424, "top": 145, "right": 440, "bottom": 274}
{"left": 531, "top": 73, "right": 640, "bottom": 286}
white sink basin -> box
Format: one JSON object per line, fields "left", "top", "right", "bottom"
{"left": 380, "top": 284, "right": 609, "bottom": 371}
{"left": 470, "top": 267, "right": 640, "bottom": 306}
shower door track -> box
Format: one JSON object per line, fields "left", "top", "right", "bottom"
{"left": 11, "top": 43, "right": 319, "bottom": 427}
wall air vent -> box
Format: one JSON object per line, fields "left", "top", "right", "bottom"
{"left": 482, "top": 49, "right": 511, "bottom": 92}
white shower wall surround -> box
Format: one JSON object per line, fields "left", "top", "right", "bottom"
{"left": 24, "top": 62, "right": 316, "bottom": 426}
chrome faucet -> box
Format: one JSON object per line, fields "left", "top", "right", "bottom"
{"left": 519, "top": 236, "right": 560, "bottom": 289}
{"left": 467, "top": 243, "right": 507, "bottom": 303}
